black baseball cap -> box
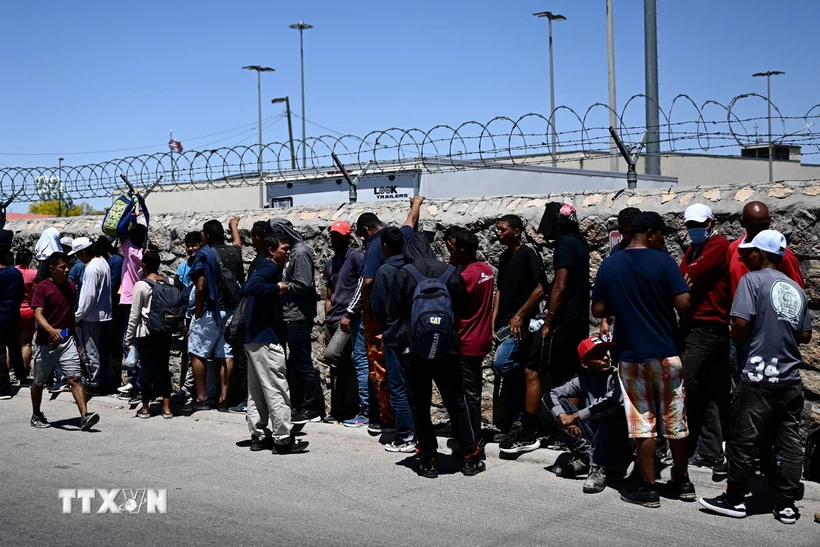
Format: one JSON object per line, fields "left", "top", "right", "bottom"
{"left": 631, "top": 212, "right": 676, "bottom": 235}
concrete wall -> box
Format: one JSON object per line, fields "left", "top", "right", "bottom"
{"left": 9, "top": 181, "right": 820, "bottom": 428}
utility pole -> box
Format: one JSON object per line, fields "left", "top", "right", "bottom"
{"left": 58, "top": 157, "right": 64, "bottom": 217}
{"left": 290, "top": 21, "right": 313, "bottom": 169}
{"left": 242, "top": 65, "right": 275, "bottom": 208}
{"left": 272, "top": 97, "right": 297, "bottom": 169}
{"left": 753, "top": 70, "right": 785, "bottom": 183}
{"left": 534, "top": 11, "right": 566, "bottom": 167}
{"left": 607, "top": 0, "right": 619, "bottom": 173}
{"left": 644, "top": 0, "right": 661, "bottom": 175}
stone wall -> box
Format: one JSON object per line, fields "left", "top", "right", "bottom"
{"left": 8, "top": 181, "right": 820, "bottom": 427}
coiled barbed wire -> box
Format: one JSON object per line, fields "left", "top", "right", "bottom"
{"left": 2, "top": 93, "right": 819, "bottom": 202}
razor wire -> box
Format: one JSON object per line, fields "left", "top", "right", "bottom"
{"left": 2, "top": 93, "right": 820, "bottom": 202}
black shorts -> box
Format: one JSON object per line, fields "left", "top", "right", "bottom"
{"left": 526, "top": 320, "right": 589, "bottom": 385}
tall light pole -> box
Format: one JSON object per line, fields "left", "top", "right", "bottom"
{"left": 58, "top": 157, "right": 64, "bottom": 217}
{"left": 606, "top": 0, "right": 618, "bottom": 173}
{"left": 272, "top": 97, "right": 297, "bottom": 170}
{"left": 534, "top": 11, "right": 566, "bottom": 167}
{"left": 644, "top": 0, "right": 661, "bottom": 176}
{"left": 242, "top": 65, "right": 275, "bottom": 208}
{"left": 753, "top": 70, "right": 785, "bottom": 184}
{"left": 290, "top": 21, "right": 313, "bottom": 169}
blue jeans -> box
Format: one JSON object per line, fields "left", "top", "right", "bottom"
{"left": 351, "top": 317, "right": 377, "bottom": 419}
{"left": 491, "top": 335, "right": 531, "bottom": 431}
{"left": 557, "top": 398, "right": 629, "bottom": 467}
{"left": 383, "top": 345, "right": 414, "bottom": 439}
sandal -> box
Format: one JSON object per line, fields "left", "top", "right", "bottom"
{"left": 162, "top": 411, "right": 173, "bottom": 419}
{"left": 135, "top": 410, "right": 151, "bottom": 419}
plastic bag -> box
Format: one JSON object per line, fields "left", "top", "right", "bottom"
{"left": 125, "top": 346, "right": 139, "bottom": 369}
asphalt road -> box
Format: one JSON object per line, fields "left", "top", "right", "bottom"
{"left": 1, "top": 388, "right": 818, "bottom": 547}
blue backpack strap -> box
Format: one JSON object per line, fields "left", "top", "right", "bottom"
{"left": 437, "top": 264, "right": 456, "bottom": 284}
{"left": 404, "top": 263, "right": 426, "bottom": 284}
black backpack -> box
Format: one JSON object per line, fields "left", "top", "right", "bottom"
{"left": 223, "top": 296, "right": 249, "bottom": 346}
{"left": 211, "top": 247, "right": 243, "bottom": 309}
{"left": 404, "top": 263, "right": 458, "bottom": 361}
{"left": 144, "top": 277, "right": 186, "bottom": 335}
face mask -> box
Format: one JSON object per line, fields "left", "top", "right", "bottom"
{"left": 688, "top": 228, "right": 709, "bottom": 246}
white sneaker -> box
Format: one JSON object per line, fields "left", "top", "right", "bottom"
{"left": 117, "top": 382, "right": 133, "bottom": 394}
{"left": 384, "top": 439, "right": 416, "bottom": 453}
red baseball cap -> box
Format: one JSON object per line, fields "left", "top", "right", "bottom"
{"left": 329, "top": 221, "right": 351, "bottom": 236}
{"left": 577, "top": 335, "right": 614, "bottom": 361}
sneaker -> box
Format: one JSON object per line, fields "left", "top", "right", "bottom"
{"left": 499, "top": 430, "right": 540, "bottom": 455}
{"left": 273, "top": 439, "right": 309, "bottom": 455}
{"left": 385, "top": 438, "right": 416, "bottom": 453}
{"left": 30, "top": 413, "right": 51, "bottom": 428}
{"left": 620, "top": 484, "right": 661, "bottom": 508}
{"left": 662, "top": 471, "right": 696, "bottom": 501}
{"left": 117, "top": 382, "right": 134, "bottom": 394}
{"left": 492, "top": 421, "right": 522, "bottom": 443}
{"left": 182, "top": 401, "right": 194, "bottom": 416}
{"left": 571, "top": 458, "right": 591, "bottom": 477}
{"left": 417, "top": 458, "right": 438, "bottom": 479}
{"left": 118, "top": 391, "right": 134, "bottom": 401}
{"left": 229, "top": 402, "right": 247, "bottom": 414}
{"left": 192, "top": 400, "right": 213, "bottom": 412}
{"left": 48, "top": 381, "right": 70, "bottom": 394}
{"left": 0, "top": 393, "right": 11, "bottom": 400}
{"left": 773, "top": 504, "right": 799, "bottom": 525}
{"left": 367, "top": 423, "right": 387, "bottom": 435}
{"left": 688, "top": 453, "right": 720, "bottom": 468}
{"left": 698, "top": 493, "right": 747, "bottom": 518}
{"left": 583, "top": 466, "right": 607, "bottom": 494}
{"left": 217, "top": 401, "right": 230, "bottom": 413}
{"left": 135, "top": 409, "right": 151, "bottom": 419}
{"left": 292, "top": 410, "right": 322, "bottom": 425}
{"left": 322, "top": 415, "right": 337, "bottom": 424}
{"left": 712, "top": 459, "right": 728, "bottom": 479}
{"left": 250, "top": 437, "right": 274, "bottom": 452}
{"left": 80, "top": 412, "right": 100, "bottom": 431}
{"left": 343, "top": 415, "right": 368, "bottom": 428}
{"left": 128, "top": 393, "right": 142, "bottom": 405}
{"left": 462, "top": 457, "right": 486, "bottom": 476}
{"left": 433, "top": 422, "right": 453, "bottom": 437}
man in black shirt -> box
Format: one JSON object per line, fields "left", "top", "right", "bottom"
{"left": 491, "top": 214, "right": 546, "bottom": 435}
{"left": 386, "top": 254, "right": 484, "bottom": 478}
{"left": 501, "top": 204, "right": 591, "bottom": 454}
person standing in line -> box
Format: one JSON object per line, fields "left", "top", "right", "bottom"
{"left": 447, "top": 228, "right": 495, "bottom": 455}
{"left": 269, "top": 218, "right": 322, "bottom": 424}
{"left": 126, "top": 250, "right": 174, "bottom": 419}
{"left": 371, "top": 227, "right": 415, "bottom": 453}
{"left": 71, "top": 237, "right": 112, "bottom": 395}
{"left": 118, "top": 224, "right": 147, "bottom": 403}
{"left": 33, "top": 228, "right": 69, "bottom": 394}
{"left": 0, "top": 230, "right": 25, "bottom": 399}
{"left": 96, "top": 237, "right": 124, "bottom": 393}
{"left": 173, "top": 231, "right": 204, "bottom": 405}
{"left": 591, "top": 211, "right": 694, "bottom": 508}
{"left": 242, "top": 234, "right": 308, "bottom": 454}
{"left": 491, "top": 214, "right": 545, "bottom": 438}
{"left": 321, "top": 221, "right": 364, "bottom": 423}
{"left": 677, "top": 204, "right": 732, "bottom": 477}
{"left": 699, "top": 230, "right": 811, "bottom": 525}
{"left": 64, "top": 237, "right": 86, "bottom": 301}
{"left": 15, "top": 248, "right": 36, "bottom": 381}
{"left": 29, "top": 252, "right": 100, "bottom": 431}
{"left": 502, "top": 203, "right": 590, "bottom": 455}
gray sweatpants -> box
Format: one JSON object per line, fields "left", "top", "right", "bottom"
{"left": 244, "top": 342, "right": 292, "bottom": 444}
{"left": 77, "top": 321, "right": 106, "bottom": 388}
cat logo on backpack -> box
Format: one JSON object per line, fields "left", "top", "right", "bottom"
{"left": 429, "top": 316, "right": 441, "bottom": 325}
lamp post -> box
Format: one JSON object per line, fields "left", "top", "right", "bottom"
{"left": 290, "top": 21, "right": 313, "bottom": 169}
{"left": 58, "top": 157, "right": 64, "bottom": 217}
{"left": 534, "top": 11, "right": 566, "bottom": 167}
{"left": 606, "top": 0, "right": 618, "bottom": 173}
{"left": 272, "top": 97, "right": 297, "bottom": 170}
{"left": 752, "top": 70, "right": 785, "bottom": 184}
{"left": 242, "top": 65, "right": 275, "bottom": 208}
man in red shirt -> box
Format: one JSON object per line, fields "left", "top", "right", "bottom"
{"left": 447, "top": 228, "right": 494, "bottom": 453}
{"left": 679, "top": 204, "right": 732, "bottom": 475}
{"left": 728, "top": 201, "right": 804, "bottom": 296}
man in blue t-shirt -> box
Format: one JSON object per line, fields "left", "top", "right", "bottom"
{"left": 699, "top": 230, "right": 811, "bottom": 525}
{"left": 592, "top": 211, "right": 694, "bottom": 509}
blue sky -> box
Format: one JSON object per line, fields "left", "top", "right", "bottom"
{"left": 1, "top": 0, "right": 818, "bottom": 209}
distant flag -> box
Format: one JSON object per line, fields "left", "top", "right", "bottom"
{"left": 169, "top": 139, "right": 183, "bottom": 153}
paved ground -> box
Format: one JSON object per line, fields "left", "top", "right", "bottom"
{"left": 1, "top": 387, "right": 818, "bottom": 547}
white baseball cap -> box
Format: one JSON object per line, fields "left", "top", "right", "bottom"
{"left": 683, "top": 203, "right": 713, "bottom": 223}
{"left": 738, "top": 229, "right": 786, "bottom": 257}
{"left": 60, "top": 236, "right": 74, "bottom": 247}
{"left": 68, "top": 236, "right": 92, "bottom": 255}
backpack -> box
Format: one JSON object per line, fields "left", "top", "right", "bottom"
{"left": 101, "top": 193, "right": 149, "bottom": 238}
{"left": 211, "top": 246, "right": 243, "bottom": 310}
{"left": 143, "top": 277, "right": 186, "bottom": 334}
{"left": 223, "top": 296, "right": 249, "bottom": 346}
{"left": 404, "top": 263, "right": 458, "bottom": 361}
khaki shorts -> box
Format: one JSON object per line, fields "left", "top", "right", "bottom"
{"left": 33, "top": 337, "right": 82, "bottom": 386}
{"left": 618, "top": 357, "right": 689, "bottom": 440}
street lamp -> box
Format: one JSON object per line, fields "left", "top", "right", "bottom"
{"left": 289, "top": 21, "right": 313, "bottom": 169}
{"left": 57, "top": 157, "right": 64, "bottom": 217}
{"left": 752, "top": 70, "right": 785, "bottom": 184}
{"left": 534, "top": 11, "right": 566, "bottom": 167}
{"left": 272, "top": 97, "right": 297, "bottom": 170}
{"left": 242, "top": 65, "right": 275, "bottom": 208}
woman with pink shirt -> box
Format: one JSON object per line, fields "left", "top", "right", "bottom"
{"left": 116, "top": 225, "right": 147, "bottom": 400}
{"left": 15, "top": 248, "right": 36, "bottom": 378}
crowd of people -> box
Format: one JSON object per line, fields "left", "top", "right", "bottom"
{"left": 1, "top": 195, "right": 818, "bottom": 524}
